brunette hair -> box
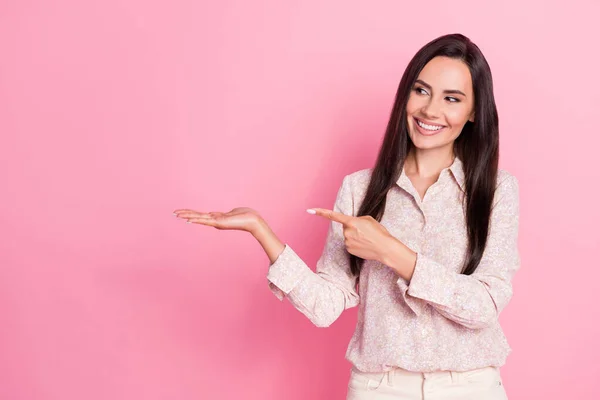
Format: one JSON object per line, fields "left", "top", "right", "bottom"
{"left": 349, "top": 33, "right": 499, "bottom": 277}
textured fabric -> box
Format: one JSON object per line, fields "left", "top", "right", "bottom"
{"left": 346, "top": 365, "right": 507, "bottom": 399}
{"left": 267, "top": 156, "right": 520, "bottom": 373}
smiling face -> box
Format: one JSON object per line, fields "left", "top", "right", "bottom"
{"left": 406, "top": 56, "right": 475, "bottom": 152}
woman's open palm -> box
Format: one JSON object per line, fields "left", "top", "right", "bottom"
{"left": 173, "top": 207, "right": 262, "bottom": 233}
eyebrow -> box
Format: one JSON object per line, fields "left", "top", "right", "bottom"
{"left": 414, "top": 79, "right": 467, "bottom": 97}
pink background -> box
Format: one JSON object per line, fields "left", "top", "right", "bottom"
{"left": 1, "top": 1, "right": 599, "bottom": 399}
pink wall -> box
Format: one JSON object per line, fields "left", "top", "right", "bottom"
{"left": 1, "top": 1, "right": 599, "bottom": 399}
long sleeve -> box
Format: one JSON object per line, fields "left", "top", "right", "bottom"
{"left": 402, "top": 173, "right": 520, "bottom": 330}
{"left": 266, "top": 175, "right": 360, "bottom": 328}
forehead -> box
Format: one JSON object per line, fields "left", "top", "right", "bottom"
{"left": 417, "top": 56, "right": 473, "bottom": 94}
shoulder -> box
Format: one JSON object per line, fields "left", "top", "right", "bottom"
{"left": 496, "top": 168, "right": 519, "bottom": 192}
{"left": 342, "top": 168, "right": 374, "bottom": 199}
{"left": 344, "top": 168, "right": 373, "bottom": 187}
{"left": 334, "top": 169, "right": 373, "bottom": 216}
{"left": 494, "top": 168, "right": 520, "bottom": 208}
{"left": 497, "top": 168, "right": 518, "bottom": 186}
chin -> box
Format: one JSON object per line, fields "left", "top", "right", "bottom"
{"left": 411, "top": 139, "right": 450, "bottom": 151}
{"left": 408, "top": 130, "right": 455, "bottom": 151}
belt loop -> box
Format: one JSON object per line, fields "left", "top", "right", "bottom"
{"left": 387, "top": 368, "right": 395, "bottom": 386}
{"left": 450, "top": 371, "right": 458, "bottom": 384}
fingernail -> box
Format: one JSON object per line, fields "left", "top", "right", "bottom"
{"left": 306, "top": 209, "right": 316, "bottom": 214}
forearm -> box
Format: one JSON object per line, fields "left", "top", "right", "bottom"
{"left": 251, "top": 219, "right": 285, "bottom": 265}
{"left": 258, "top": 217, "right": 360, "bottom": 327}
{"left": 379, "top": 235, "right": 417, "bottom": 281}
{"left": 382, "top": 237, "right": 504, "bottom": 328}
{"left": 406, "top": 255, "right": 509, "bottom": 329}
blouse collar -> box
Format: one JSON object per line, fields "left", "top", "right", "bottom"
{"left": 396, "top": 155, "right": 466, "bottom": 195}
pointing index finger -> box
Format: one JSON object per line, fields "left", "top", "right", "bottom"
{"left": 308, "top": 208, "right": 352, "bottom": 225}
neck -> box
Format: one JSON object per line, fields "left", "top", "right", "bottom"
{"left": 404, "top": 146, "right": 455, "bottom": 178}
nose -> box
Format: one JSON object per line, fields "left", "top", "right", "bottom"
{"left": 420, "top": 98, "right": 442, "bottom": 120}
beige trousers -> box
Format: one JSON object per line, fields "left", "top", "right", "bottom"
{"left": 346, "top": 365, "right": 508, "bottom": 400}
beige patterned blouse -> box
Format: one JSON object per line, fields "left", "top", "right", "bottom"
{"left": 266, "top": 156, "right": 520, "bottom": 373}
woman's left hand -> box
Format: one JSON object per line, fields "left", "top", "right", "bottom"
{"left": 307, "top": 208, "right": 394, "bottom": 263}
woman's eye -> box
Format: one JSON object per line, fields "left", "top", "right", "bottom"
{"left": 414, "top": 87, "right": 428, "bottom": 95}
{"left": 446, "top": 97, "right": 459, "bottom": 103}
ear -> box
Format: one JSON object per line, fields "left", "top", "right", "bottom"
{"left": 468, "top": 110, "right": 475, "bottom": 123}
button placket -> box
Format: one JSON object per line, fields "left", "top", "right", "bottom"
{"left": 419, "top": 204, "right": 428, "bottom": 253}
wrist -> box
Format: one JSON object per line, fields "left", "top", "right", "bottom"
{"left": 249, "top": 218, "right": 286, "bottom": 265}
{"left": 380, "top": 235, "right": 417, "bottom": 280}
{"left": 250, "top": 217, "right": 270, "bottom": 238}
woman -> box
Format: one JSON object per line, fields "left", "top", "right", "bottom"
{"left": 174, "top": 33, "right": 519, "bottom": 399}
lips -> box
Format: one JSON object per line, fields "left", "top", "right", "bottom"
{"left": 413, "top": 117, "right": 446, "bottom": 136}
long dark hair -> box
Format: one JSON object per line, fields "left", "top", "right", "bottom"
{"left": 350, "top": 33, "right": 499, "bottom": 277}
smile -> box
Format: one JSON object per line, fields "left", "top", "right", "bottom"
{"left": 413, "top": 117, "right": 446, "bottom": 136}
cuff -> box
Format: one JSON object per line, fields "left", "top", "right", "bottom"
{"left": 268, "top": 282, "right": 286, "bottom": 301}
{"left": 266, "top": 244, "right": 312, "bottom": 300}
{"left": 396, "top": 277, "right": 428, "bottom": 317}
{"left": 406, "top": 253, "right": 451, "bottom": 307}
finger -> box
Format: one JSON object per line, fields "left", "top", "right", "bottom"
{"left": 308, "top": 208, "right": 352, "bottom": 225}
{"left": 176, "top": 212, "right": 208, "bottom": 218}
{"left": 187, "top": 218, "right": 218, "bottom": 227}
{"left": 173, "top": 209, "right": 200, "bottom": 214}
{"left": 175, "top": 211, "right": 215, "bottom": 219}
{"left": 173, "top": 209, "right": 219, "bottom": 215}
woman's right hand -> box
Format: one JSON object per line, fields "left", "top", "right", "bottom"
{"left": 174, "top": 207, "right": 285, "bottom": 265}
{"left": 173, "top": 207, "right": 265, "bottom": 235}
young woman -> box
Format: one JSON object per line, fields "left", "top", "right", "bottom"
{"left": 174, "top": 33, "right": 519, "bottom": 400}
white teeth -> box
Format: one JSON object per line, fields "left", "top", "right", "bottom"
{"left": 416, "top": 119, "right": 444, "bottom": 131}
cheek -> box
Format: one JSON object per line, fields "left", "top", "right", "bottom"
{"left": 406, "top": 95, "right": 423, "bottom": 115}
{"left": 445, "top": 107, "right": 472, "bottom": 127}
